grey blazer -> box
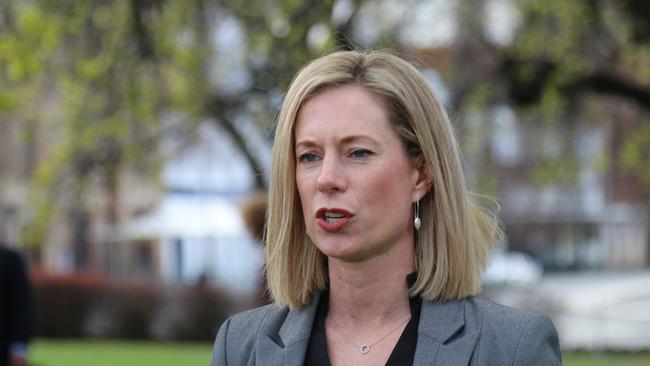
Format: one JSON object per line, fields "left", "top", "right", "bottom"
{"left": 210, "top": 293, "right": 561, "bottom": 365}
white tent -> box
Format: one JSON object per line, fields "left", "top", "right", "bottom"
{"left": 124, "top": 194, "right": 246, "bottom": 239}
{"left": 122, "top": 121, "right": 267, "bottom": 295}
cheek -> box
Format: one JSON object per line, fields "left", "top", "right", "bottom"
{"left": 295, "top": 172, "right": 313, "bottom": 215}
{"left": 365, "top": 164, "right": 413, "bottom": 214}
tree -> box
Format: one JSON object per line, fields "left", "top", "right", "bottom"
{"left": 454, "top": 0, "right": 649, "bottom": 185}
{"left": 4, "top": 0, "right": 645, "bottom": 263}
{"left": 0, "top": 0, "right": 371, "bottom": 264}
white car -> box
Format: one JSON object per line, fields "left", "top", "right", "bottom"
{"left": 482, "top": 248, "right": 543, "bottom": 286}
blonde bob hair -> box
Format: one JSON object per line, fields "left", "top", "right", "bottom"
{"left": 266, "top": 50, "right": 501, "bottom": 309}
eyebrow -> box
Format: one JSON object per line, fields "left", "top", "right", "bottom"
{"left": 294, "top": 139, "right": 318, "bottom": 151}
{"left": 295, "top": 135, "right": 380, "bottom": 150}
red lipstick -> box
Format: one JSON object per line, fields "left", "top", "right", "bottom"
{"left": 315, "top": 208, "right": 354, "bottom": 232}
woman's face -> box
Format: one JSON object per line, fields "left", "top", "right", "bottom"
{"left": 294, "top": 85, "right": 422, "bottom": 262}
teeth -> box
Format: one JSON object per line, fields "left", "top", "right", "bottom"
{"left": 324, "top": 212, "right": 345, "bottom": 219}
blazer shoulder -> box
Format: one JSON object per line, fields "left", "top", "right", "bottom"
{"left": 229, "top": 303, "right": 283, "bottom": 328}
{"left": 467, "top": 297, "right": 547, "bottom": 325}
{"left": 466, "top": 297, "right": 562, "bottom": 365}
{"left": 210, "top": 303, "right": 288, "bottom": 366}
{"left": 222, "top": 303, "right": 288, "bottom": 345}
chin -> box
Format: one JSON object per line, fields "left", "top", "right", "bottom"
{"left": 321, "top": 243, "right": 379, "bottom": 264}
{"left": 314, "top": 238, "right": 363, "bottom": 261}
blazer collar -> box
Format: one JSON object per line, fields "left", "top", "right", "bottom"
{"left": 413, "top": 298, "right": 479, "bottom": 366}
{"left": 418, "top": 298, "right": 466, "bottom": 343}
{"left": 256, "top": 292, "right": 322, "bottom": 366}
{"left": 257, "top": 293, "right": 478, "bottom": 366}
{"left": 278, "top": 291, "right": 322, "bottom": 346}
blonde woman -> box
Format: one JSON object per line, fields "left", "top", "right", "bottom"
{"left": 210, "top": 51, "right": 561, "bottom": 366}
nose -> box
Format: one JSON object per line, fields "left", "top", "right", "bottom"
{"left": 316, "top": 155, "right": 347, "bottom": 193}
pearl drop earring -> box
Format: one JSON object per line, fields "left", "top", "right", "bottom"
{"left": 414, "top": 194, "right": 421, "bottom": 230}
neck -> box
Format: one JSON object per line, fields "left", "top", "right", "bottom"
{"left": 326, "top": 241, "right": 415, "bottom": 327}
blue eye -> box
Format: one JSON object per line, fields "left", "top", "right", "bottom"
{"left": 298, "top": 153, "right": 319, "bottom": 163}
{"left": 350, "top": 149, "right": 371, "bottom": 159}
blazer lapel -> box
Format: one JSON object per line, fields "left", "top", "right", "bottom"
{"left": 255, "top": 292, "right": 322, "bottom": 366}
{"left": 413, "top": 298, "right": 479, "bottom": 366}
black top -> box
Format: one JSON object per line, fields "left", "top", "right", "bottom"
{"left": 304, "top": 274, "right": 422, "bottom": 366}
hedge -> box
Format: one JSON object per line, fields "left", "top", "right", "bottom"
{"left": 31, "top": 271, "right": 233, "bottom": 341}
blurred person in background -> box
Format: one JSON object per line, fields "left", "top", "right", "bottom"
{"left": 0, "top": 243, "right": 32, "bottom": 366}
{"left": 210, "top": 51, "right": 561, "bottom": 365}
{"left": 240, "top": 190, "right": 271, "bottom": 306}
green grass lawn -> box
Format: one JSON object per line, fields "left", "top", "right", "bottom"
{"left": 31, "top": 339, "right": 212, "bottom": 366}
{"left": 31, "top": 339, "right": 650, "bottom": 366}
{"left": 562, "top": 351, "right": 650, "bottom": 366}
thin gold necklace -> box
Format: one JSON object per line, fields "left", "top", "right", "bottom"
{"left": 327, "top": 315, "right": 411, "bottom": 354}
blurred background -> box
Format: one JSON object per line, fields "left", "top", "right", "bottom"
{"left": 0, "top": 0, "right": 648, "bottom": 365}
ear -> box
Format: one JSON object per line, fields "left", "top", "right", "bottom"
{"left": 411, "top": 156, "right": 433, "bottom": 202}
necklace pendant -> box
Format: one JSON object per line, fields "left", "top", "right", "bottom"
{"left": 360, "top": 345, "right": 370, "bottom": 354}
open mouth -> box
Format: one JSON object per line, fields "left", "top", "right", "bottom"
{"left": 316, "top": 208, "right": 353, "bottom": 220}
{"left": 315, "top": 208, "right": 354, "bottom": 232}
{"left": 323, "top": 211, "right": 347, "bottom": 222}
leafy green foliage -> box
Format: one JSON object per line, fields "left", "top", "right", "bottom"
{"left": 1, "top": 0, "right": 646, "bottom": 250}
{"left": 0, "top": 0, "right": 363, "bottom": 248}
{"left": 622, "top": 124, "right": 650, "bottom": 184}
{"left": 1, "top": 1, "right": 209, "bottom": 246}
